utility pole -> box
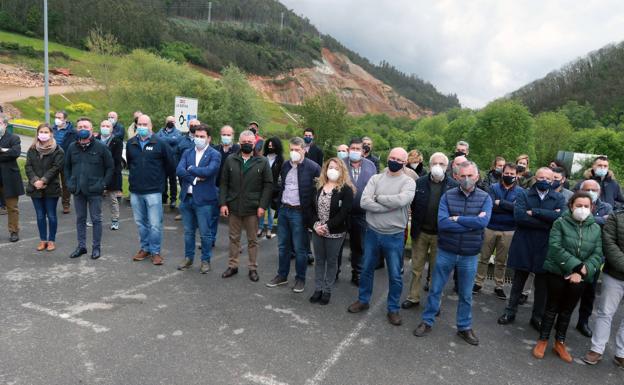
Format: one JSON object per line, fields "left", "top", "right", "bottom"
{"left": 43, "top": 0, "right": 50, "bottom": 124}
{"left": 207, "top": 2, "right": 212, "bottom": 24}
{"left": 280, "top": 12, "right": 284, "bottom": 31}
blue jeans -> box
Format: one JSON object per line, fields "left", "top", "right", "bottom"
{"left": 74, "top": 194, "right": 103, "bottom": 249}
{"left": 422, "top": 249, "right": 478, "bottom": 331}
{"left": 358, "top": 228, "right": 405, "bottom": 313}
{"left": 277, "top": 207, "right": 308, "bottom": 282}
{"left": 179, "top": 196, "right": 215, "bottom": 262}
{"left": 31, "top": 197, "right": 59, "bottom": 241}
{"left": 131, "top": 192, "right": 163, "bottom": 254}
{"left": 259, "top": 207, "right": 275, "bottom": 231}
{"left": 210, "top": 201, "right": 219, "bottom": 246}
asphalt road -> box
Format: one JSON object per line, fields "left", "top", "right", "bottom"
{"left": 0, "top": 199, "right": 623, "bottom": 385}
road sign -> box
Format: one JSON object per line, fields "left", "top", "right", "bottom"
{"left": 174, "top": 96, "right": 198, "bottom": 132}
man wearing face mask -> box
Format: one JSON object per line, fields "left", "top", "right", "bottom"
{"left": 107, "top": 111, "right": 125, "bottom": 140}
{"left": 485, "top": 156, "right": 506, "bottom": 186}
{"left": 551, "top": 167, "right": 573, "bottom": 202}
{"left": 126, "top": 114, "right": 175, "bottom": 266}
{"left": 52, "top": 110, "right": 76, "bottom": 214}
{"left": 248, "top": 121, "right": 265, "bottom": 157}
{"left": 576, "top": 179, "right": 612, "bottom": 338}
{"left": 473, "top": 163, "right": 523, "bottom": 299}
{"left": 0, "top": 114, "right": 24, "bottom": 242}
{"left": 573, "top": 156, "right": 624, "bottom": 208}
{"left": 498, "top": 167, "right": 566, "bottom": 330}
{"left": 156, "top": 116, "right": 182, "bottom": 210}
{"left": 336, "top": 144, "right": 349, "bottom": 161}
{"left": 414, "top": 161, "right": 491, "bottom": 344}
{"left": 64, "top": 118, "right": 113, "bottom": 259}
{"left": 347, "top": 148, "right": 416, "bottom": 326}
{"left": 266, "top": 137, "right": 321, "bottom": 293}
{"left": 219, "top": 130, "right": 273, "bottom": 281}
{"left": 175, "top": 120, "right": 198, "bottom": 221}
{"left": 341, "top": 137, "right": 377, "bottom": 285}
{"left": 126, "top": 111, "right": 143, "bottom": 139}
{"left": 94, "top": 120, "right": 123, "bottom": 231}
{"left": 303, "top": 128, "right": 324, "bottom": 166}
{"left": 402, "top": 152, "right": 458, "bottom": 309}
{"left": 362, "top": 136, "right": 380, "bottom": 173}
{"left": 176, "top": 124, "right": 221, "bottom": 274}
{"left": 454, "top": 141, "right": 470, "bottom": 158}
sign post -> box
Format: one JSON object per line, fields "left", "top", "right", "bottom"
{"left": 174, "top": 96, "right": 198, "bottom": 132}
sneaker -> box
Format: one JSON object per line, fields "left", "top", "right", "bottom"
{"left": 266, "top": 229, "right": 275, "bottom": 239}
{"left": 110, "top": 221, "right": 120, "bottom": 230}
{"left": 256, "top": 228, "right": 265, "bottom": 237}
{"left": 293, "top": 280, "right": 305, "bottom": 293}
{"left": 266, "top": 275, "right": 288, "bottom": 288}
{"left": 86, "top": 221, "right": 93, "bottom": 227}
{"left": 174, "top": 214, "right": 182, "bottom": 221}
{"left": 199, "top": 261, "right": 211, "bottom": 274}
{"left": 472, "top": 284, "right": 482, "bottom": 294}
{"left": 177, "top": 258, "right": 193, "bottom": 271}
{"left": 494, "top": 288, "right": 507, "bottom": 300}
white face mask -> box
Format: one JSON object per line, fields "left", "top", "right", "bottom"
{"left": 572, "top": 207, "right": 591, "bottom": 222}
{"left": 327, "top": 168, "right": 340, "bottom": 182}
{"left": 290, "top": 150, "right": 302, "bottom": 163}
{"left": 430, "top": 164, "right": 446, "bottom": 179}
{"left": 410, "top": 162, "right": 420, "bottom": 169}
{"left": 54, "top": 118, "right": 63, "bottom": 127}
{"left": 585, "top": 190, "right": 599, "bottom": 203}
{"left": 108, "top": 117, "right": 117, "bottom": 124}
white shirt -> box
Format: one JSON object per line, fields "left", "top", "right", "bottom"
{"left": 537, "top": 190, "right": 548, "bottom": 200}
{"left": 267, "top": 153, "right": 277, "bottom": 167}
{"left": 188, "top": 146, "right": 207, "bottom": 194}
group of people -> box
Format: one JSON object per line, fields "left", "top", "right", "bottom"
{"left": 2, "top": 111, "right": 624, "bottom": 368}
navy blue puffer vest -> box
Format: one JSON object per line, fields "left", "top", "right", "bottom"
{"left": 438, "top": 187, "right": 489, "bottom": 256}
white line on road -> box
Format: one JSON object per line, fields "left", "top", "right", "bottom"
{"left": 21, "top": 302, "right": 110, "bottom": 333}
{"left": 102, "top": 271, "right": 182, "bottom": 301}
{"left": 243, "top": 372, "right": 290, "bottom": 385}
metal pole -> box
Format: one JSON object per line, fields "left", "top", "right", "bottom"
{"left": 208, "top": 2, "right": 212, "bottom": 24}
{"left": 280, "top": 12, "right": 284, "bottom": 31}
{"left": 43, "top": 0, "right": 50, "bottom": 124}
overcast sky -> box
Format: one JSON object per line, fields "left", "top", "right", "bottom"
{"left": 280, "top": 0, "right": 624, "bottom": 108}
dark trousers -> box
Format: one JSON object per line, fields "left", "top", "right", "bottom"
{"left": 539, "top": 273, "right": 585, "bottom": 341}
{"left": 74, "top": 194, "right": 103, "bottom": 249}
{"left": 578, "top": 270, "right": 600, "bottom": 325}
{"left": 162, "top": 172, "right": 177, "bottom": 205}
{"left": 348, "top": 214, "right": 367, "bottom": 275}
{"left": 505, "top": 269, "right": 547, "bottom": 322}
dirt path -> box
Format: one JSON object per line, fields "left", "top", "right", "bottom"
{"left": 0, "top": 84, "right": 97, "bottom": 103}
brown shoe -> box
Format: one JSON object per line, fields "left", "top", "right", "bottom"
{"left": 151, "top": 254, "right": 164, "bottom": 265}
{"left": 387, "top": 312, "right": 402, "bottom": 326}
{"left": 133, "top": 250, "right": 150, "bottom": 261}
{"left": 46, "top": 241, "right": 56, "bottom": 251}
{"left": 347, "top": 301, "right": 369, "bottom": 313}
{"left": 614, "top": 356, "right": 624, "bottom": 369}
{"left": 37, "top": 241, "right": 47, "bottom": 251}
{"left": 533, "top": 339, "right": 548, "bottom": 359}
{"left": 582, "top": 350, "right": 602, "bottom": 365}
{"left": 553, "top": 340, "right": 573, "bottom": 363}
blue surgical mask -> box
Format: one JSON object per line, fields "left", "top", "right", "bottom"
{"left": 535, "top": 180, "right": 551, "bottom": 191}
{"left": 337, "top": 151, "right": 348, "bottom": 160}
{"left": 349, "top": 151, "right": 361, "bottom": 162}
{"left": 595, "top": 168, "right": 608, "bottom": 178}
{"left": 137, "top": 127, "right": 149, "bottom": 138}
{"left": 194, "top": 137, "right": 207, "bottom": 149}
{"left": 221, "top": 135, "right": 232, "bottom": 145}
{"left": 304, "top": 137, "right": 313, "bottom": 144}
{"left": 77, "top": 129, "right": 91, "bottom": 140}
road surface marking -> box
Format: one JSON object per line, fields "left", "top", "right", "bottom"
{"left": 22, "top": 302, "right": 110, "bottom": 333}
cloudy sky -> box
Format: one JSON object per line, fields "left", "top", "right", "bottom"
{"left": 280, "top": 0, "right": 624, "bottom": 108}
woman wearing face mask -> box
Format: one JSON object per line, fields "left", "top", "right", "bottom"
{"left": 532, "top": 192, "right": 602, "bottom": 363}
{"left": 25, "top": 123, "right": 65, "bottom": 251}
{"left": 310, "top": 158, "right": 355, "bottom": 305}
{"left": 258, "top": 137, "right": 284, "bottom": 239}
{"left": 486, "top": 156, "right": 506, "bottom": 186}
{"left": 515, "top": 154, "right": 533, "bottom": 188}
{"left": 406, "top": 149, "right": 426, "bottom": 177}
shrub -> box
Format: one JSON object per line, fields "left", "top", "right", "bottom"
{"left": 65, "top": 102, "right": 95, "bottom": 114}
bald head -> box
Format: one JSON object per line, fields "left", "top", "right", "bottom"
{"left": 535, "top": 167, "right": 554, "bottom": 183}
{"left": 581, "top": 179, "right": 601, "bottom": 192}
{"left": 388, "top": 147, "right": 408, "bottom": 162}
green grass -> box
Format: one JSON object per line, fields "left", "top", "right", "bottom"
{"left": 0, "top": 30, "right": 88, "bottom": 60}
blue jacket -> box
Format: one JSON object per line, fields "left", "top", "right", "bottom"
{"left": 573, "top": 168, "right": 624, "bottom": 209}
{"left": 507, "top": 187, "right": 566, "bottom": 273}
{"left": 176, "top": 135, "right": 194, "bottom": 163}
{"left": 52, "top": 122, "right": 77, "bottom": 153}
{"left": 410, "top": 173, "right": 459, "bottom": 238}
{"left": 126, "top": 135, "right": 175, "bottom": 194}
{"left": 156, "top": 127, "right": 182, "bottom": 154}
{"left": 487, "top": 182, "right": 524, "bottom": 231}
{"left": 593, "top": 199, "right": 614, "bottom": 226}
{"left": 112, "top": 121, "right": 125, "bottom": 140}
{"left": 279, "top": 158, "right": 321, "bottom": 228}
{"left": 343, "top": 157, "right": 377, "bottom": 216}
{"left": 437, "top": 187, "right": 492, "bottom": 256}
{"left": 177, "top": 146, "right": 221, "bottom": 206}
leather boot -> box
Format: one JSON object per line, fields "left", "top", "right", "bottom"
{"left": 553, "top": 340, "right": 573, "bottom": 363}
{"left": 532, "top": 340, "right": 548, "bottom": 359}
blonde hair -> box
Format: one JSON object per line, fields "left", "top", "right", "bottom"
{"left": 317, "top": 157, "right": 356, "bottom": 193}
{"left": 408, "top": 149, "right": 423, "bottom": 163}
{"left": 30, "top": 123, "right": 54, "bottom": 149}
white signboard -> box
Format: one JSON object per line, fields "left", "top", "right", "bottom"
{"left": 174, "top": 96, "right": 198, "bottom": 131}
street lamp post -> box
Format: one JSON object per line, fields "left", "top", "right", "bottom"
{"left": 43, "top": 0, "right": 50, "bottom": 124}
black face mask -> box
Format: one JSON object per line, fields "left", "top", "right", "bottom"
{"left": 166, "top": 122, "right": 175, "bottom": 129}
{"left": 265, "top": 147, "right": 274, "bottom": 154}
{"left": 363, "top": 145, "right": 371, "bottom": 154}
{"left": 249, "top": 127, "right": 257, "bottom": 135}
{"left": 516, "top": 165, "right": 526, "bottom": 173}
{"left": 455, "top": 151, "right": 465, "bottom": 158}
{"left": 241, "top": 143, "right": 254, "bottom": 154}
{"left": 502, "top": 175, "right": 516, "bottom": 185}
{"left": 189, "top": 126, "right": 197, "bottom": 135}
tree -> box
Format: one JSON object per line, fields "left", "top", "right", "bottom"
{"left": 534, "top": 112, "right": 573, "bottom": 166}
{"left": 558, "top": 101, "right": 597, "bottom": 130}
{"left": 220, "top": 65, "right": 265, "bottom": 130}
{"left": 443, "top": 109, "right": 477, "bottom": 150}
{"left": 469, "top": 100, "right": 535, "bottom": 169}
{"left": 300, "top": 92, "right": 351, "bottom": 157}
{"left": 85, "top": 27, "right": 122, "bottom": 108}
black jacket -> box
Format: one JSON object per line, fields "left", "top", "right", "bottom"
{"left": 25, "top": 145, "right": 64, "bottom": 198}
{"left": 267, "top": 154, "right": 284, "bottom": 210}
{"left": 0, "top": 133, "right": 25, "bottom": 197}
{"left": 305, "top": 144, "right": 324, "bottom": 167}
{"left": 312, "top": 184, "right": 354, "bottom": 235}
{"left": 95, "top": 134, "right": 123, "bottom": 192}
{"left": 219, "top": 153, "right": 273, "bottom": 216}
{"left": 64, "top": 139, "right": 113, "bottom": 197}
{"left": 279, "top": 158, "right": 321, "bottom": 228}
{"left": 410, "top": 173, "right": 459, "bottom": 238}
{"left": 126, "top": 135, "right": 175, "bottom": 194}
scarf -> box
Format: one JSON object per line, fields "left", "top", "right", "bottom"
{"left": 35, "top": 138, "right": 57, "bottom": 158}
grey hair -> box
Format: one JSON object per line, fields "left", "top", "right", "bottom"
{"left": 580, "top": 179, "right": 601, "bottom": 192}
{"left": 455, "top": 161, "right": 478, "bottom": 175}
{"left": 290, "top": 136, "right": 305, "bottom": 147}
{"left": 239, "top": 130, "right": 255, "bottom": 140}
{"left": 55, "top": 110, "right": 68, "bottom": 119}
{"left": 0, "top": 113, "right": 8, "bottom": 125}
{"left": 456, "top": 140, "right": 469, "bottom": 149}
{"left": 429, "top": 152, "right": 449, "bottom": 166}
